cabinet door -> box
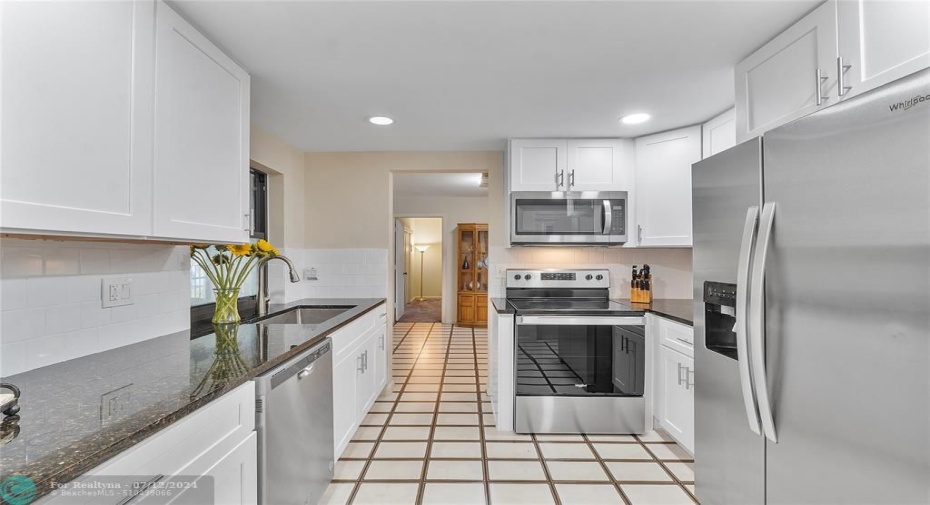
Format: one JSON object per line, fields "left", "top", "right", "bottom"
{"left": 373, "top": 324, "right": 388, "bottom": 394}
{"left": 169, "top": 432, "right": 257, "bottom": 505}
{"left": 152, "top": 1, "right": 250, "bottom": 243}
{"left": 566, "top": 139, "right": 628, "bottom": 191}
{"left": 458, "top": 294, "right": 476, "bottom": 325}
{"left": 333, "top": 351, "right": 359, "bottom": 458}
{"left": 702, "top": 108, "right": 736, "bottom": 158}
{"left": 837, "top": 0, "right": 930, "bottom": 101}
{"left": 476, "top": 296, "right": 488, "bottom": 326}
{"left": 734, "top": 1, "right": 838, "bottom": 143}
{"left": 634, "top": 126, "right": 702, "bottom": 247}
{"left": 356, "top": 332, "right": 378, "bottom": 419}
{"left": 660, "top": 346, "right": 694, "bottom": 454}
{"left": 508, "top": 139, "right": 565, "bottom": 191}
{"left": 0, "top": 0, "right": 154, "bottom": 236}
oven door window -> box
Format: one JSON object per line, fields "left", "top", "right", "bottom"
{"left": 516, "top": 324, "right": 644, "bottom": 397}
{"left": 513, "top": 199, "right": 606, "bottom": 236}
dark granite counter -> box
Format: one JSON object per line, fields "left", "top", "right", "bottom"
{"left": 0, "top": 298, "right": 385, "bottom": 501}
{"left": 490, "top": 298, "right": 514, "bottom": 314}
{"left": 613, "top": 298, "right": 694, "bottom": 326}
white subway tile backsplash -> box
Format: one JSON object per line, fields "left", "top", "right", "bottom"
{"left": 80, "top": 301, "right": 112, "bottom": 329}
{"left": 25, "top": 333, "right": 67, "bottom": 371}
{"left": 1, "top": 247, "right": 44, "bottom": 277}
{"left": 67, "top": 276, "right": 101, "bottom": 304}
{"left": 0, "top": 341, "right": 25, "bottom": 376}
{"left": 26, "top": 277, "right": 69, "bottom": 308}
{"left": 109, "top": 249, "right": 139, "bottom": 273}
{"left": 45, "top": 303, "right": 83, "bottom": 335}
{"left": 1, "top": 308, "right": 46, "bottom": 343}
{"left": 44, "top": 248, "right": 81, "bottom": 275}
{"left": 79, "top": 248, "right": 110, "bottom": 274}
{"left": 0, "top": 279, "right": 27, "bottom": 311}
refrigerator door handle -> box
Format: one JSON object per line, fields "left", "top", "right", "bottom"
{"left": 749, "top": 202, "right": 778, "bottom": 443}
{"left": 736, "top": 206, "right": 762, "bottom": 436}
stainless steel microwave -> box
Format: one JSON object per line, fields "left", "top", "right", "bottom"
{"left": 510, "top": 191, "right": 628, "bottom": 245}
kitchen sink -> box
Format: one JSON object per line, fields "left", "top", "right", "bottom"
{"left": 252, "top": 305, "right": 356, "bottom": 325}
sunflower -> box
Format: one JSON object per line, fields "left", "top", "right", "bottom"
{"left": 227, "top": 243, "right": 252, "bottom": 257}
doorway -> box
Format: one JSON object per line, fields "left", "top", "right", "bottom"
{"left": 397, "top": 217, "right": 442, "bottom": 322}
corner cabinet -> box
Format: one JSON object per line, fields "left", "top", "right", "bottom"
{"left": 0, "top": 0, "right": 250, "bottom": 244}
{"left": 457, "top": 224, "right": 488, "bottom": 327}
{"left": 702, "top": 108, "right": 736, "bottom": 159}
{"left": 508, "top": 139, "right": 630, "bottom": 192}
{"left": 632, "top": 126, "right": 702, "bottom": 247}
{"left": 152, "top": 1, "right": 250, "bottom": 243}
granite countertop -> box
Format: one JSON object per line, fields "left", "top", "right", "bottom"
{"left": 0, "top": 298, "right": 385, "bottom": 501}
{"left": 491, "top": 296, "right": 692, "bottom": 326}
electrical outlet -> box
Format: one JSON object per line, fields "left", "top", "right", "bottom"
{"left": 101, "top": 276, "right": 134, "bottom": 308}
{"left": 305, "top": 268, "right": 318, "bottom": 281}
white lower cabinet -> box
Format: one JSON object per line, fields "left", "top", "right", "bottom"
{"left": 331, "top": 306, "right": 389, "bottom": 458}
{"left": 651, "top": 316, "right": 695, "bottom": 455}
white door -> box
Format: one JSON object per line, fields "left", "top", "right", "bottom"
{"left": 634, "top": 126, "right": 702, "bottom": 247}
{"left": 394, "top": 219, "right": 406, "bottom": 321}
{"left": 0, "top": 0, "right": 155, "bottom": 236}
{"left": 661, "top": 346, "right": 694, "bottom": 453}
{"left": 734, "top": 1, "right": 838, "bottom": 143}
{"left": 333, "top": 351, "right": 359, "bottom": 458}
{"left": 509, "top": 139, "right": 566, "bottom": 191}
{"left": 152, "top": 1, "right": 250, "bottom": 243}
{"left": 702, "top": 108, "right": 736, "bottom": 158}
{"left": 189, "top": 432, "right": 257, "bottom": 505}
{"left": 566, "top": 139, "right": 628, "bottom": 191}
{"left": 836, "top": 0, "right": 930, "bottom": 101}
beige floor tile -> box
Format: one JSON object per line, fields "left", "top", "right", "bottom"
{"left": 646, "top": 443, "right": 693, "bottom": 461}
{"left": 488, "top": 460, "right": 547, "bottom": 481}
{"left": 430, "top": 442, "right": 483, "bottom": 459}
{"left": 333, "top": 460, "right": 366, "bottom": 480}
{"left": 485, "top": 442, "right": 538, "bottom": 459}
{"left": 545, "top": 461, "right": 610, "bottom": 482}
{"left": 534, "top": 434, "right": 586, "bottom": 442}
{"left": 484, "top": 428, "right": 533, "bottom": 441}
{"left": 352, "top": 482, "right": 420, "bottom": 505}
{"left": 389, "top": 413, "right": 435, "bottom": 425}
{"left": 442, "top": 384, "right": 478, "bottom": 392}
{"left": 438, "top": 402, "right": 479, "bottom": 413}
{"left": 433, "top": 426, "right": 482, "bottom": 440}
{"left": 586, "top": 435, "right": 638, "bottom": 442}
{"left": 405, "top": 383, "right": 442, "bottom": 392}
{"left": 373, "top": 441, "right": 429, "bottom": 459}
{"left": 408, "top": 376, "right": 442, "bottom": 384}
{"left": 685, "top": 484, "right": 695, "bottom": 494}
{"left": 382, "top": 426, "right": 431, "bottom": 440}
{"left": 664, "top": 462, "right": 695, "bottom": 482}
{"left": 537, "top": 443, "right": 595, "bottom": 460}
{"left": 422, "top": 483, "right": 487, "bottom": 505}
{"left": 379, "top": 391, "right": 400, "bottom": 401}
{"left": 593, "top": 443, "right": 653, "bottom": 460}
{"left": 436, "top": 413, "right": 480, "bottom": 425}
{"left": 620, "top": 484, "right": 694, "bottom": 505}
{"left": 637, "top": 430, "right": 677, "bottom": 443}
{"left": 318, "top": 482, "right": 355, "bottom": 505}
{"left": 555, "top": 484, "right": 625, "bottom": 505}
{"left": 400, "top": 392, "right": 439, "bottom": 402}
{"left": 361, "top": 413, "right": 389, "bottom": 426}
{"left": 488, "top": 483, "right": 556, "bottom": 505}
{"left": 442, "top": 392, "right": 481, "bottom": 401}
{"left": 427, "top": 460, "right": 485, "bottom": 481}
{"left": 341, "top": 442, "right": 375, "bottom": 459}
{"left": 443, "top": 376, "right": 478, "bottom": 384}
{"left": 483, "top": 413, "right": 496, "bottom": 426}
{"left": 605, "top": 461, "right": 674, "bottom": 482}
{"left": 351, "top": 426, "right": 383, "bottom": 441}
{"left": 369, "top": 402, "right": 394, "bottom": 413}
{"left": 363, "top": 460, "right": 424, "bottom": 480}
{"left": 393, "top": 402, "right": 437, "bottom": 413}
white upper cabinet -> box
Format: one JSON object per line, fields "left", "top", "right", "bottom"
{"left": 702, "top": 108, "right": 736, "bottom": 158}
{"left": 152, "top": 1, "right": 250, "bottom": 243}
{"left": 633, "top": 126, "right": 702, "bottom": 247}
{"left": 508, "top": 139, "right": 629, "bottom": 192}
{"left": 836, "top": 0, "right": 930, "bottom": 101}
{"left": 0, "top": 0, "right": 155, "bottom": 236}
{"left": 735, "top": 1, "right": 838, "bottom": 143}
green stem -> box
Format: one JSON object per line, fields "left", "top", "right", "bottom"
{"left": 233, "top": 255, "right": 260, "bottom": 289}
{"left": 192, "top": 252, "right": 222, "bottom": 287}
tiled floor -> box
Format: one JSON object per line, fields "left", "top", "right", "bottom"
{"left": 319, "top": 322, "right": 697, "bottom": 505}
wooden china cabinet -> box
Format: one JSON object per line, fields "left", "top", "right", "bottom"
{"left": 456, "top": 223, "right": 488, "bottom": 327}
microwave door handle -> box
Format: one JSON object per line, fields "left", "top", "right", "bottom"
{"left": 602, "top": 200, "right": 612, "bottom": 234}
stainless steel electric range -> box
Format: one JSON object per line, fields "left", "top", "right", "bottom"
{"left": 506, "top": 269, "right": 646, "bottom": 434}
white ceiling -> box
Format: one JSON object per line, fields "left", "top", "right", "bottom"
{"left": 394, "top": 172, "right": 488, "bottom": 197}
{"left": 172, "top": 0, "right": 820, "bottom": 152}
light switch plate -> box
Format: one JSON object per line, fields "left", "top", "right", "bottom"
{"left": 101, "top": 276, "right": 134, "bottom": 308}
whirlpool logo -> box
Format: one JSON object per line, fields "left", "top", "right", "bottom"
{"left": 0, "top": 475, "right": 36, "bottom": 505}
{"left": 889, "top": 93, "right": 930, "bottom": 112}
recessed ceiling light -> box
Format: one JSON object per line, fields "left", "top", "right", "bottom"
{"left": 369, "top": 116, "right": 394, "bottom": 126}
{"left": 620, "top": 113, "right": 651, "bottom": 125}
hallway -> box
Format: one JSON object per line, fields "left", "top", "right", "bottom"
{"left": 398, "top": 299, "right": 442, "bottom": 323}
{"left": 320, "top": 323, "right": 696, "bottom": 505}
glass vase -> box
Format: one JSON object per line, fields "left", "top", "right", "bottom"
{"left": 212, "top": 288, "right": 241, "bottom": 324}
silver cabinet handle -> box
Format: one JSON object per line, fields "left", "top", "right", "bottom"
{"left": 558, "top": 170, "right": 564, "bottom": 188}
{"left": 363, "top": 350, "right": 369, "bottom": 372}
{"left": 244, "top": 213, "right": 252, "bottom": 233}
{"left": 602, "top": 200, "right": 613, "bottom": 235}
{"left": 686, "top": 368, "right": 695, "bottom": 390}
{"left": 677, "top": 362, "right": 685, "bottom": 386}
{"left": 116, "top": 474, "right": 165, "bottom": 505}
{"left": 297, "top": 364, "right": 315, "bottom": 380}
{"left": 815, "top": 68, "right": 829, "bottom": 106}
{"left": 568, "top": 169, "right": 575, "bottom": 188}
{"left": 749, "top": 202, "right": 778, "bottom": 443}
{"left": 736, "top": 206, "right": 762, "bottom": 436}
{"left": 637, "top": 225, "right": 643, "bottom": 243}
{"left": 379, "top": 334, "right": 385, "bottom": 351}
{"left": 837, "top": 56, "right": 852, "bottom": 97}
{"left": 357, "top": 355, "right": 364, "bottom": 373}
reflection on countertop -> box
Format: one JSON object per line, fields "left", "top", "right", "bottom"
{"left": 490, "top": 296, "right": 692, "bottom": 326}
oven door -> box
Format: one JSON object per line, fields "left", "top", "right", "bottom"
{"left": 514, "top": 315, "right": 646, "bottom": 433}
{"left": 511, "top": 192, "right": 627, "bottom": 245}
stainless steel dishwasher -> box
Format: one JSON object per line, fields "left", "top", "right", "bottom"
{"left": 254, "top": 339, "right": 334, "bottom": 505}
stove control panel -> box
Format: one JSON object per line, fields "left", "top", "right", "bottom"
{"left": 506, "top": 269, "right": 609, "bottom": 289}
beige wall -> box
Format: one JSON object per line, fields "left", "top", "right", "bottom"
{"left": 396, "top": 196, "right": 490, "bottom": 323}
{"left": 400, "top": 217, "right": 443, "bottom": 300}
{"left": 250, "top": 126, "right": 306, "bottom": 249}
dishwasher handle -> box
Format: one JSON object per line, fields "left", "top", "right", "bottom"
{"left": 259, "top": 339, "right": 332, "bottom": 392}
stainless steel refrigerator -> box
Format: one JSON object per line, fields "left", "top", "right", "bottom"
{"left": 692, "top": 68, "right": 929, "bottom": 504}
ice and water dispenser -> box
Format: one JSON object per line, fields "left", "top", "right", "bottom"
{"left": 703, "top": 281, "right": 738, "bottom": 359}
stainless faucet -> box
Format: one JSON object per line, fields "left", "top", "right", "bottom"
{"left": 256, "top": 255, "right": 301, "bottom": 317}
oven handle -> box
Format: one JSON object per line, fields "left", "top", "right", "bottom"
{"left": 602, "top": 200, "right": 613, "bottom": 235}
{"left": 516, "top": 315, "right": 644, "bottom": 326}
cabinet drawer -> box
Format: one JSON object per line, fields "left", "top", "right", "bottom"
{"left": 659, "top": 317, "right": 693, "bottom": 357}
{"left": 331, "top": 307, "right": 385, "bottom": 360}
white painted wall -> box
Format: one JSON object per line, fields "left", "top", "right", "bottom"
{"left": 0, "top": 238, "right": 190, "bottom": 376}
{"left": 400, "top": 217, "right": 442, "bottom": 300}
